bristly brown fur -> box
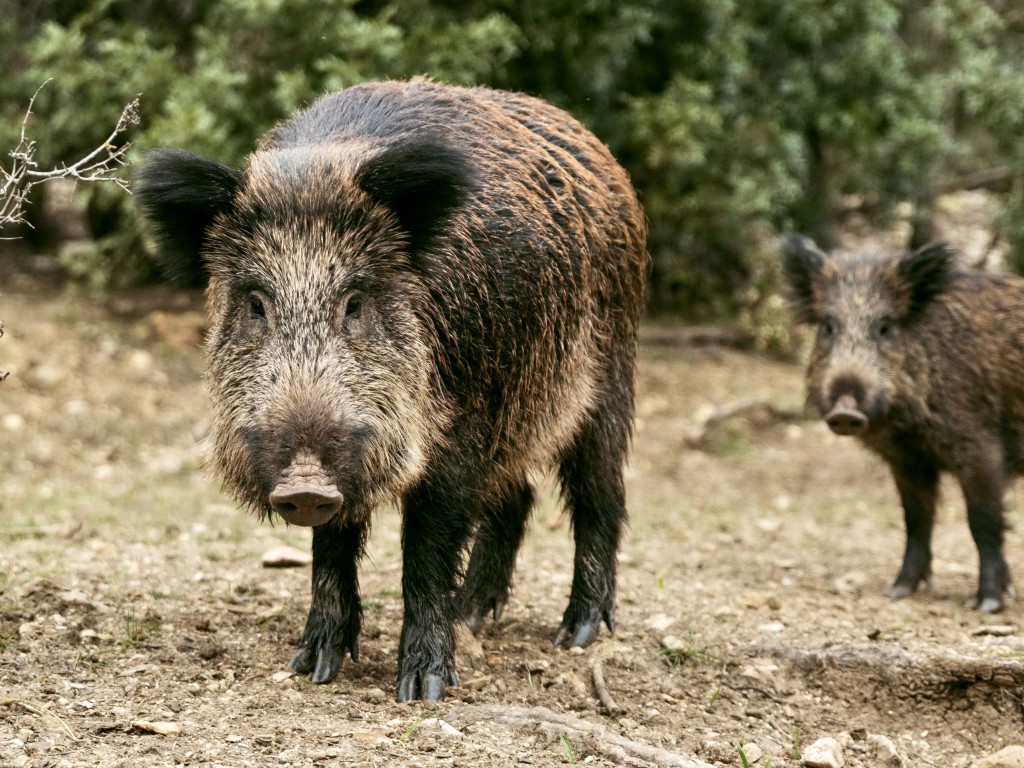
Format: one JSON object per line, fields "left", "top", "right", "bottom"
{"left": 137, "top": 80, "right": 649, "bottom": 701}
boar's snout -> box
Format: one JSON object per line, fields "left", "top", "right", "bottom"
{"left": 824, "top": 394, "right": 868, "bottom": 436}
{"left": 270, "top": 452, "right": 342, "bottom": 527}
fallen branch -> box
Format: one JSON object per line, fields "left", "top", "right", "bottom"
{"left": 685, "top": 398, "right": 806, "bottom": 450}
{"left": 641, "top": 325, "right": 755, "bottom": 350}
{"left": 455, "top": 703, "right": 715, "bottom": 768}
{"left": 591, "top": 657, "right": 624, "bottom": 715}
{"left": 744, "top": 642, "right": 1024, "bottom": 691}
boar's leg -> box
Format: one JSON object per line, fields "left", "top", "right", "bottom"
{"left": 959, "top": 464, "right": 1013, "bottom": 613}
{"left": 888, "top": 461, "right": 939, "bottom": 599}
{"left": 553, "top": 417, "right": 627, "bottom": 648}
{"left": 397, "top": 479, "right": 475, "bottom": 701}
{"left": 458, "top": 482, "right": 533, "bottom": 633}
{"left": 288, "top": 522, "right": 366, "bottom": 683}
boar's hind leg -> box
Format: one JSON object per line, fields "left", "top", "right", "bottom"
{"left": 458, "top": 482, "right": 533, "bottom": 633}
{"left": 888, "top": 462, "right": 939, "bottom": 599}
{"left": 553, "top": 415, "right": 628, "bottom": 648}
{"left": 960, "top": 465, "right": 1013, "bottom": 613}
{"left": 288, "top": 522, "right": 366, "bottom": 683}
{"left": 397, "top": 480, "right": 475, "bottom": 701}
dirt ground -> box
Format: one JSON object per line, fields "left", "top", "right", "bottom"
{"left": 1, "top": 252, "right": 1022, "bottom": 768}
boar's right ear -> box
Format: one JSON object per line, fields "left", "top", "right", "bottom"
{"left": 780, "top": 233, "right": 828, "bottom": 324}
{"left": 356, "top": 138, "right": 474, "bottom": 256}
{"left": 135, "top": 148, "right": 242, "bottom": 287}
{"left": 896, "top": 242, "right": 957, "bottom": 320}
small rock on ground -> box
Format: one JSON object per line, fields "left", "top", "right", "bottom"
{"left": 970, "top": 745, "right": 1024, "bottom": 768}
{"left": 802, "top": 736, "right": 845, "bottom": 768}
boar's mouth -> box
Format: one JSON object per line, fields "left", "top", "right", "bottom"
{"left": 269, "top": 452, "right": 342, "bottom": 527}
{"left": 823, "top": 394, "right": 869, "bottom": 437}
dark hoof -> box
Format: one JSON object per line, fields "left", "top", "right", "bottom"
{"left": 965, "top": 594, "right": 1005, "bottom": 613}
{"left": 288, "top": 636, "right": 356, "bottom": 684}
{"left": 462, "top": 597, "right": 505, "bottom": 635}
{"left": 552, "top": 608, "right": 614, "bottom": 648}
{"left": 397, "top": 668, "right": 459, "bottom": 702}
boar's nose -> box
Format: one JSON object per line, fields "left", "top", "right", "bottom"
{"left": 270, "top": 484, "right": 342, "bottom": 526}
{"left": 824, "top": 394, "right": 868, "bottom": 436}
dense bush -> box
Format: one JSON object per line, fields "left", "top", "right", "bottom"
{"left": 2, "top": 0, "right": 1023, "bottom": 315}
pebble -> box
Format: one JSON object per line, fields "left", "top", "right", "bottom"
{"left": 969, "top": 745, "right": 1024, "bottom": 768}
{"left": 261, "top": 546, "right": 312, "bottom": 568}
{"left": 866, "top": 733, "right": 901, "bottom": 766}
{"left": 741, "top": 742, "right": 764, "bottom": 763}
{"left": 802, "top": 736, "right": 845, "bottom": 768}
{"left": 271, "top": 670, "right": 296, "bottom": 683}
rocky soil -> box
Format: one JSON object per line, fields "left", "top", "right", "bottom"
{"left": 1, "top": 260, "right": 1022, "bottom": 767}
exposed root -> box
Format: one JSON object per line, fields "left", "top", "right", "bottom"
{"left": 744, "top": 642, "right": 1024, "bottom": 691}
{"left": 591, "top": 657, "right": 624, "bottom": 715}
{"left": 456, "top": 703, "right": 715, "bottom": 767}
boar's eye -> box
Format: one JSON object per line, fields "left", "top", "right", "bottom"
{"left": 875, "top": 316, "right": 894, "bottom": 341}
{"left": 820, "top": 315, "right": 838, "bottom": 340}
{"left": 340, "top": 291, "right": 370, "bottom": 336}
{"left": 344, "top": 293, "right": 363, "bottom": 320}
{"left": 248, "top": 292, "right": 268, "bottom": 322}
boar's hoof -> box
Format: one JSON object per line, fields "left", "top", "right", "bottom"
{"left": 824, "top": 395, "right": 868, "bottom": 436}
{"left": 288, "top": 644, "right": 343, "bottom": 684}
{"left": 461, "top": 596, "right": 506, "bottom": 634}
{"left": 887, "top": 584, "right": 914, "bottom": 599}
{"left": 552, "top": 607, "right": 615, "bottom": 648}
{"left": 965, "top": 594, "right": 1005, "bottom": 614}
{"left": 397, "top": 669, "right": 458, "bottom": 702}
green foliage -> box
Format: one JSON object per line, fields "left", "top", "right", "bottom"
{"left": 3, "top": 0, "right": 1024, "bottom": 314}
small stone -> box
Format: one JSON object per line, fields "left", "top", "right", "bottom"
{"left": 802, "top": 736, "right": 845, "bottom": 768}
{"left": 130, "top": 720, "right": 182, "bottom": 736}
{"left": 226, "top": 735, "right": 243, "bottom": 743}
{"left": 261, "top": 546, "right": 312, "bottom": 568}
{"left": 866, "top": 734, "right": 901, "bottom": 766}
{"left": 756, "top": 621, "right": 785, "bottom": 633}
{"left": 969, "top": 745, "right": 1024, "bottom": 768}
{"left": 833, "top": 571, "right": 868, "bottom": 595}
{"left": 741, "top": 742, "right": 764, "bottom": 763}
{"left": 352, "top": 726, "right": 392, "bottom": 746}
{"left": 644, "top": 613, "right": 675, "bottom": 632}
{"left": 462, "top": 675, "right": 492, "bottom": 691}
{"left": 271, "top": 670, "right": 296, "bottom": 683}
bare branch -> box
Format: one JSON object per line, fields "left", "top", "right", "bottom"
{"left": 0, "top": 81, "right": 140, "bottom": 236}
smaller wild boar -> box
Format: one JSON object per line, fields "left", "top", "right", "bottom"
{"left": 782, "top": 235, "right": 1022, "bottom": 612}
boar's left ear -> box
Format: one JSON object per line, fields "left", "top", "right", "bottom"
{"left": 897, "top": 242, "right": 957, "bottom": 319}
{"left": 356, "top": 138, "right": 475, "bottom": 255}
{"left": 135, "top": 149, "right": 242, "bottom": 287}
{"left": 780, "top": 233, "right": 829, "bottom": 324}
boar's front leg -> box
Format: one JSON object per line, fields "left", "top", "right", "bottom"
{"left": 888, "top": 461, "right": 939, "bottom": 599}
{"left": 288, "top": 522, "right": 366, "bottom": 683}
{"left": 397, "top": 478, "right": 474, "bottom": 701}
{"left": 959, "top": 460, "right": 1013, "bottom": 613}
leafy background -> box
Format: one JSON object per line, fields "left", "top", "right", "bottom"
{"left": 2, "top": 0, "right": 1024, "bottom": 319}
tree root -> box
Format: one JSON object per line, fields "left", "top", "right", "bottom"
{"left": 744, "top": 642, "right": 1024, "bottom": 692}
{"left": 456, "top": 703, "right": 715, "bottom": 768}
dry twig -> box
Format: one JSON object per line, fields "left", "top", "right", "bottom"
{"left": 591, "top": 656, "right": 624, "bottom": 715}
{"left": 0, "top": 80, "right": 140, "bottom": 236}
{"left": 455, "top": 703, "right": 714, "bottom": 767}
{"left": 2, "top": 695, "right": 80, "bottom": 741}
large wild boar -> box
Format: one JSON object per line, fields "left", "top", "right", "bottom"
{"left": 782, "top": 235, "right": 1022, "bottom": 613}
{"left": 136, "top": 80, "right": 648, "bottom": 700}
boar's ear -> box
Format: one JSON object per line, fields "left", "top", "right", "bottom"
{"left": 356, "top": 138, "right": 474, "bottom": 255}
{"left": 135, "top": 148, "right": 242, "bottom": 287}
{"left": 896, "top": 242, "right": 957, "bottom": 320}
{"left": 780, "top": 233, "right": 828, "bottom": 324}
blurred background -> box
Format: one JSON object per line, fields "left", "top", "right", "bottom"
{"left": 2, "top": 0, "right": 1024, "bottom": 330}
